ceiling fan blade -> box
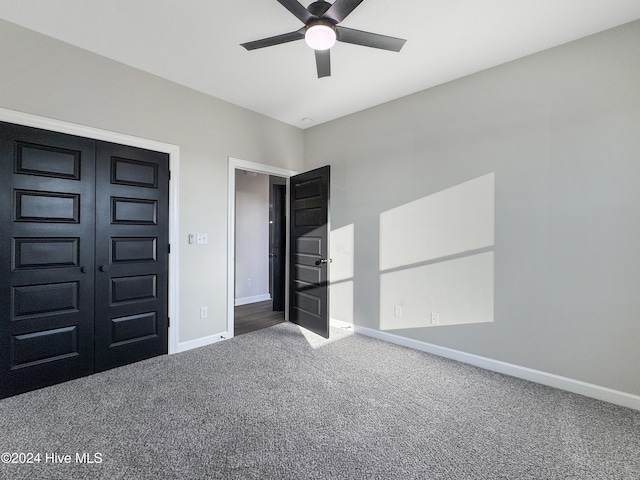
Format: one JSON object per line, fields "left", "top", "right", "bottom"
{"left": 276, "top": 0, "right": 315, "bottom": 24}
{"left": 315, "top": 49, "right": 331, "bottom": 78}
{"left": 336, "top": 26, "right": 406, "bottom": 52}
{"left": 323, "top": 0, "right": 365, "bottom": 24}
{"left": 241, "top": 29, "right": 305, "bottom": 51}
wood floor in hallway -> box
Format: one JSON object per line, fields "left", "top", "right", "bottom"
{"left": 234, "top": 300, "right": 285, "bottom": 336}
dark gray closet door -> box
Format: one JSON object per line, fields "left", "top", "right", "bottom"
{"left": 0, "top": 122, "right": 96, "bottom": 398}
{"left": 0, "top": 122, "right": 170, "bottom": 398}
{"left": 94, "top": 141, "right": 169, "bottom": 371}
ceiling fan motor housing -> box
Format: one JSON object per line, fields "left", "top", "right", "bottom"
{"left": 306, "top": 18, "right": 337, "bottom": 32}
{"left": 307, "top": 0, "right": 333, "bottom": 18}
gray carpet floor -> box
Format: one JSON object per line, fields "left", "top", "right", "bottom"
{"left": 1, "top": 322, "right": 638, "bottom": 480}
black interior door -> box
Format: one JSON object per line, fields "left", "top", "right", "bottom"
{"left": 289, "top": 165, "right": 330, "bottom": 338}
{"left": 0, "top": 122, "right": 96, "bottom": 397}
{"left": 271, "top": 183, "right": 286, "bottom": 312}
{"left": 0, "top": 122, "right": 169, "bottom": 398}
{"left": 94, "top": 141, "right": 169, "bottom": 371}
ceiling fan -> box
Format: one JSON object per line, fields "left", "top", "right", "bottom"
{"left": 240, "top": 0, "right": 407, "bottom": 78}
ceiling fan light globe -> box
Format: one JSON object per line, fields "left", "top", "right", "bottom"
{"left": 305, "top": 24, "right": 336, "bottom": 50}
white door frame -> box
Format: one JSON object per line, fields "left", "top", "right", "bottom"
{"left": 227, "top": 157, "right": 297, "bottom": 337}
{"left": 0, "top": 107, "right": 181, "bottom": 354}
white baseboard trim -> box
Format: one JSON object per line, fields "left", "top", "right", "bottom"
{"left": 330, "top": 318, "right": 354, "bottom": 331}
{"left": 354, "top": 326, "right": 640, "bottom": 411}
{"left": 174, "top": 331, "right": 228, "bottom": 354}
{"left": 234, "top": 294, "right": 271, "bottom": 306}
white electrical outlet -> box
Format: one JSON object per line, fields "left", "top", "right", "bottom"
{"left": 394, "top": 306, "right": 402, "bottom": 318}
{"left": 430, "top": 312, "right": 439, "bottom": 325}
{"left": 200, "top": 306, "right": 208, "bottom": 319}
{"left": 196, "top": 233, "right": 208, "bottom": 245}
{"left": 246, "top": 278, "right": 252, "bottom": 286}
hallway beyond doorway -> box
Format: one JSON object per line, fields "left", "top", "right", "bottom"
{"left": 234, "top": 301, "right": 285, "bottom": 336}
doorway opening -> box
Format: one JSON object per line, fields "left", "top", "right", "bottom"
{"left": 227, "top": 158, "right": 331, "bottom": 339}
{"left": 233, "top": 170, "right": 286, "bottom": 335}
{"left": 227, "top": 158, "right": 296, "bottom": 338}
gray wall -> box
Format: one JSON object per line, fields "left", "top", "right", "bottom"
{"left": 235, "top": 171, "right": 270, "bottom": 302}
{"left": 305, "top": 20, "right": 640, "bottom": 395}
{"left": 0, "top": 20, "right": 304, "bottom": 344}
{"left": 2, "top": 16, "right": 639, "bottom": 397}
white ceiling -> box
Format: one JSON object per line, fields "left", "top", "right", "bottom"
{"left": 1, "top": 1, "right": 639, "bottom": 129}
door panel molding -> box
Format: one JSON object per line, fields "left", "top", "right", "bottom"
{"left": 15, "top": 141, "right": 81, "bottom": 179}
{"left": 11, "top": 281, "right": 80, "bottom": 318}
{"left": 0, "top": 107, "right": 180, "bottom": 356}
{"left": 11, "top": 325, "right": 79, "bottom": 369}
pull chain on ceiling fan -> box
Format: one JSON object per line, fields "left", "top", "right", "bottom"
{"left": 240, "top": 0, "right": 407, "bottom": 78}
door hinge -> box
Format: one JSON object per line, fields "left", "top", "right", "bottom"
{"left": 168, "top": 317, "right": 170, "bottom": 328}
{"left": 169, "top": 170, "right": 171, "bottom": 180}
{"left": 168, "top": 243, "right": 171, "bottom": 254}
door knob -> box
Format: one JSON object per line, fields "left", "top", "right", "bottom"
{"left": 80, "top": 266, "right": 87, "bottom": 273}
{"left": 315, "top": 258, "right": 332, "bottom": 266}
{"left": 99, "top": 265, "right": 110, "bottom": 272}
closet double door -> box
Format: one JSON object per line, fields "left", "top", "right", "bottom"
{"left": 0, "top": 122, "right": 169, "bottom": 398}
